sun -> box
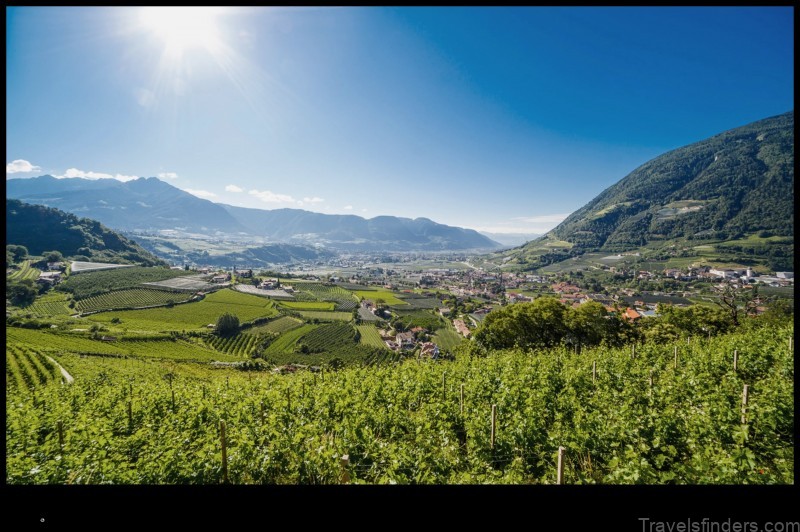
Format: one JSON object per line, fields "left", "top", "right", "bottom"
{"left": 140, "top": 6, "right": 223, "bottom": 56}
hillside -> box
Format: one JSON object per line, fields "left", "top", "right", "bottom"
{"left": 7, "top": 176, "right": 501, "bottom": 252}
{"left": 505, "top": 111, "right": 794, "bottom": 268}
{"left": 6, "top": 199, "right": 166, "bottom": 266}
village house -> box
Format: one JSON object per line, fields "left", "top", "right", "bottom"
{"left": 37, "top": 271, "right": 62, "bottom": 286}
{"left": 47, "top": 262, "right": 65, "bottom": 271}
{"left": 395, "top": 332, "right": 416, "bottom": 350}
{"left": 453, "top": 319, "right": 471, "bottom": 338}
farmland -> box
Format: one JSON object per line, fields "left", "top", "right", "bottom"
{"left": 356, "top": 324, "right": 387, "bottom": 349}
{"left": 278, "top": 301, "right": 336, "bottom": 311}
{"left": 21, "top": 292, "right": 73, "bottom": 317}
{"left": 297, "top": 311, "right": 353, "bottom": 322}
{"left": 86, "top": 289, "right": 278, "bottom": 331}
{"left": 242, "top": 316, "right": 304, "bottom": 335}
{"left": 353, "top": 290, "right": 408, "bottom": 306}
{"left": 75, "top": 288, "right": 192, "bottom": 313}
{"left": 5, "top": 324, "right": 793, "bottom": 484}
{"left": 7, "top": 260, "right": 40, "bottom": 281}
{"left": 58, "top": 266, "right": 195, "bottom": 299}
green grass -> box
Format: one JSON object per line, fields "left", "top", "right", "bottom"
{"left": 278, "top": 301, "right": 336, "bottom": 311}
{"left": 353, "top": 290, "right": 408, "bottom": 306}
{"left": 86, "top": 289, "right": 278, "bottom": 332}
{"left": 356, "top": 324, "right": 387, "bottom": 348}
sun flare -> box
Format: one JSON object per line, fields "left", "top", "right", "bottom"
{"left": 140, "top": 6, "right": 223, "bottom": 55}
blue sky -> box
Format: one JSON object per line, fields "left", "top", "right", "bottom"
{"left": 6, "top": 6, "right": 794, "bottom": 234}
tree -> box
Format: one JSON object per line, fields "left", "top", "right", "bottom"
{"left": 7, "top": 279, "right": 37, "bottom": 306}
{"left": 215, "top": 312, "right": 240, "bottom": 337}
{"left": 42, "top": 250, "right": 64, "bottom": 263}
{"left": 714, "top": 284, "right": 761, "bottom": 327}
{"left": 7, "top": 245, "right": 28, "bottom": 263}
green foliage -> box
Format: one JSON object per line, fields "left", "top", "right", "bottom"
{"left": 75, "top": 289, "right": 192, "bottom": 313}
{"left": 4, "top": 324, "right": 793, "bottom": 484}
{"left": 6, "top": 199, "right": 165, "bottom": 266}
{"left": 7, "top": 244, "right": 29, "bottom": 263}
{"left": 215, "top": 312, "right": 240, "bottom": 337}
{"left": 7, "top": 279, "right": 39, "bottom": 306}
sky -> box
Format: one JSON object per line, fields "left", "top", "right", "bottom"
{"left": 5, "top": 6, "right": 794, "bottom": 235}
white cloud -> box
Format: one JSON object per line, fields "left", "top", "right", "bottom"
{"left": 303, "top": 196, "right": 324, "bottom": 204}
{"left": 248, "top": 189, "right": 296, "bottom": 204}
{"left": 158, "top": 172, "right": 179, "bottom": 180}
{"left": 343, "top": 205, "right": 353, "bottom": 211}
{"left": 361, "top": 208, "right": 368, "bottom": 212}
{"left": 59, "top": 168, "right": 138, "bottom": 182}
{"left": 225, "top": 184, "right": 243, "bottom": 193}
{"left": 183, "top": 188, "right": 218, "bottom": 199}
{"left": 6, "top": 159, "right": 42, "bottom": 174}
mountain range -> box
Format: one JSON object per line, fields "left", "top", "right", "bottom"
{"left": 507, "top": 110, "right": 794, "bottom": 266}
{"left": 6, "top": 176, "right": 500, "bottom": 252}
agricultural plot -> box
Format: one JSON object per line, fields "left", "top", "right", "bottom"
{"left": 353, "top": 290, "right": 408, "bottom": 306}
{"left": 142, "top": 274, "right": 216, "bottom": 292}
{"left": 356, "top": 324, "right": 388, "bottom": 349}
{"left": 6, "top": 345, "right": 61, "bottom": 391}
{"left": 59, "top": 266, "right": 195, "bottom": 299}
{"left": 5, "top": 325, "right": 795, "bottom": 484}
{"left": 278, "top": 301, "right": 336, "bottom": 311}
{"left": 70, "top": 261, "right": 137, "bottom": 274}
{"left": 294, "top": 283, "right": 360, "bottom": 311}
{"left": 22, "top": 292, "right": 73, "bottom": 317}
{"left": 243, "top": 316, "right": 304, "bottom": 335}
{"left": 265, "top": 323, "right": 386, "bottom": 367}
{"left": 205, "top": 333, "right": 266, "bottom": 357}
{"left": 396, "top": 296, "right": 442, "bottom": 309}
{"left": 297, "top": 311, "right": 353, "bottom": 322}
{"left": 86, "top": 289, "right": 278, "bottom": 331}
{"left": 7, "top": 260, "right": 41, "bottom": 281}
{"left": 432, "top": 328, "right": 464, "bottom": 351}
{"left": 232, "top": 284, "right": 295, "bottom": 300}
{"left": 262, "top": 324, "right": 317, "bottom": 355}
{"left": 7, "top": 327, "right": 239, "bottom": 363}
{"left": 76, "top": 289, "right": 192, "bottom": 313}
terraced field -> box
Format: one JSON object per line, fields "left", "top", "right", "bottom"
{"left": 76, "top": 289, "right": 192, "bottom": 313}
{"left": 356, "top": 324, "right": 388, "bottom": 349}
{"left": 21, "top": 292, "right": 73, "bottom": 317}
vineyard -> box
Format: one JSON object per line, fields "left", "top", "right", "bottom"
{"left": 7, "top": 260, "right": 41, "bottom": 281}
{"left": 292, "top": 283, "right": 360, "bottom": 311}
{"left": 5, "top": 325, "right": 792, "bottom": 484}
{"left": 262, "top": 324, "right": 318, "bottom": 357}
{"left": 353, "top": 290, "right": 408, "bottom": 307}
{"left": 205, "top": 333, "right": 266, "bottom": 357}
{"left": 356, "top": 325, "right": 387, "bottom": 349}
{"left": 432, "top": 328, "right": 465, "bottom": 351}
{"left": 297, "top": 311, "right": 352, "bottom": 322}
{"left": 21, "top": 292, "right": 73, "bottom": 317}
{"left": 278, "top": 301, "right": 336, "bottom": 311}
{"left": 75, "top": 289, "right": 192, "bottom": 313}
{"left": 6, "top": 344, "right": 61, "bottom": 391}
{"left": 58, "top": 267, "right": 194, "bottom": 299}
{"left": 243, "top": 316, "right": 303, "bottom": 336}
{"left": 86, "top": 289, "right": 278, "bottom": 331}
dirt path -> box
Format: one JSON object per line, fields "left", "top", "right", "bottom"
{"left": 45, "top": 355, "right": 74, "bottom": 384}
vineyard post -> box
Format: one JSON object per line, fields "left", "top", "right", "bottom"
{"left": 649, "top": 370, "right": 653, "bottom": 390}
{"left": 557, "top": 446, "right": 565, "bottom": 485}
{"left": 442, "top": 372, "right": 446, "bottom": 402}
{"left": 127, "top": 401, "right": 133, "bottom": 432}
{"left": 674, "top": 348, "right": 678, "bottom": 370}
{"left": 789, "top": 337, "right": 793, "bottom": 352}
{"left": 631, "top": 344, "right": 635, "bottom": 360}
{"left": 687, "top": 336, "right": 691, "bottom": 345}
{"left": 287, "top": 389, "right": 291, "bottom": 411}
{"left": 733, "top": 350, "right": 738, "bottom": 372}
{"left": 741, "top": 384, "right": 749, "bottom": 424}
{"left": 592, "top": 361, "right": 596, "bottom": 384}
{"left": 340, "top": 454, "right": 350, "bottom": 484}
{"left": 220, "top": 420, "right": 229, "bottom": 484}
{"left": 460, "top": 383, "right": 464, "bottom": 416}
{"left": 314, "top": 372, "right": 317, "bottom": 387}
{"left": 302, "top": 382, "right": 305, "bottom": 398}
{"left": 490, "top": 404, "right": 497, "bottom": 449}
{"left": 57, "top": 420, "right": 64, "bottom": 448}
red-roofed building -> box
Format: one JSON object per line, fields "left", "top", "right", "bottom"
{"left": 622, "top": 308, "right": 642, "bottom": 321}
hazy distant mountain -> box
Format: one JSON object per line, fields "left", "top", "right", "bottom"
{"left": 221, "top": 204, "right": 500, "bottom": 251}
{"left": 6, "top": 199, "right": 165, "bottom": 266}
{"left": 518, "top": 111, "right": 794, "bottom": 254}
{"left": 7, "top": 175, "right": 502, "bottom": 252}
{"left": 479, "top": 232, "right": 542, "bottom": 248}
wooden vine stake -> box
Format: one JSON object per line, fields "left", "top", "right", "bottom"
{"left": 733, "top": 350, "right": 738, "bottom": 372}
{"left": 789, "top": 337, "right": 793, "bottom": 352}
{"left": 127, "top": 401, "right": 133, "bottom": 432}
{"left": 741, "top": 384, "right": 749, "bottom": 424}
{"left": 490, "top": 404, "right": 497, "bottom": 449}
{"left": 340, "top": 454, "right": 350, "bottom": 484}
{"left": 557, "top": 446, "right": 565, "bottom": 485}
{"left": 592, "top": 361, "right": 596, "bottom": 384}
{"left": 674, "top": 348, "right": 678, "bottom": 370}
{"left": 57, "top": 420, "right": 64, "bottom": 448}
{"left": 631, "top": 344, "right": 636, "bottom": 360}
{"left": 459, "top": 384, "right": 464, "bottom": 416}
{"left": 220, "top": 420, "right": 229, "bottom": 484}
{"left": 442, "top": 372, "right": 447, "bottom": 401}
